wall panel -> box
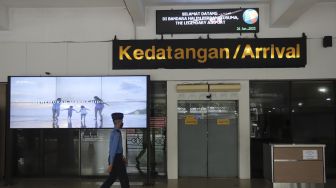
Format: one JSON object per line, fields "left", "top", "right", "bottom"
{"left": 0, "top": 43, "right": 26, "bottom": 81}
{"left": 27, "top": 43, "right": 67, "bottom": 76}
{"left": 67, "top": 42, "right": 110, "bottom": 75}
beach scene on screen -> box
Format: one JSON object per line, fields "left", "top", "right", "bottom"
{"left": 10, "top": 76, "right": 147, "bottom": 129}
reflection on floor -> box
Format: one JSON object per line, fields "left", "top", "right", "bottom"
{"left": 1, "top": 178, "right": 336, "bottom": 188}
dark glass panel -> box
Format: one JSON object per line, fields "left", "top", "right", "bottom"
{"left": 291, "top": 81, "right": 335, "bottom": 177}
{"left": 149, "top": 81, "right": 167, "bottom": 178}
{"left": 80, "top": 129, "right": 110, "bottom": 176}
{"left": 15, "top": 130, "right": 41, "bottom": 176}
{"left": 250, "top": 81, "right": 290, "bottom": 178}
{"left": 250, "top": 80, "right": 336, "bottom": 178}
{"left": 43, "top": 129, "right": 80, "bottom": 176}
{"left": 250, "top": 81, "right": 290, "bottom": 142}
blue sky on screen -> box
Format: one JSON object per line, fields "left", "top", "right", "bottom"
{"left": 11, "top": 77, "right": 56, "bottom": 102}
{"left": 11, "top": 76, "right": 147, "bottom": 103}
{"left": 102, "top": 77, "right": 147, "bottom": 102}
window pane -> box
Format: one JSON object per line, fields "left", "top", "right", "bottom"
{"left": 250, "top": 81, "right": 290, "bottom": 141}
{"left": 250, "top": 81, "right": 290, "bottom": 178}
{"left": 80, "top": 129, "right": 110, "bottom": 176}
{"left": 44, "top": 129, "right": 80, "bottom": 176}
{"left": 291, "top": 81, "right": 335, "bottom": 142}
{"left": 250, "top": 80, "right": 336, "bottom": 178}
{"left": 150, "top": 81, "right": 167, "bottom": 177}
{"left": 291, "top": 81, "right": 335, "bottom": 177}
{"left": 15, "top": 130, "right": 41, "bottom": 176}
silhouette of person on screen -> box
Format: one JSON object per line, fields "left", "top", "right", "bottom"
{"left": 81, "top": 120, "right": 86, "bottom": 128}
{"left": 67, "top": 119, "right": 72, "bottom": 128}
{"left": 63, "top": 106, "right": 77, "bottom": 120}
{"left": 52, "top": 98, "right": 62, "bottom": 122}
{"left": 95, "top": 118, "right": 103, "bottom": 128}
{"left": 78, "top": 105, "right": 89, "bottom": 122}
{"left": 90, "top": 96, "right": 108, "bottom": 121}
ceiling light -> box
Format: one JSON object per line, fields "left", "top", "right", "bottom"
{"left": 318, "top": 87, "right": 328, "bottom": 93}
{"left": 326, "top": 98, "right": 331, "bottom": 101}
{"left": 298, "top": 102, "right": 303, "bottom": 106}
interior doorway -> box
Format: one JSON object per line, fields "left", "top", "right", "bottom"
{"left": 178, "top": 100, "right": 238, "bottom": 178}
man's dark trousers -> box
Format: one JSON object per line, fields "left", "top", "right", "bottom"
{"left": 101, "top": 154, "right": 130, "bottom": 188}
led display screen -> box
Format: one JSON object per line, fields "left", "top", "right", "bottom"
{"left": 9, "top": 76, "right": 149, "bottom": 129}
{"left": 156, "top": 8, "right": 259, "bottom": 34}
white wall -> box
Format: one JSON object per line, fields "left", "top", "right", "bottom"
{"left": 0, "top": 2, "right": 335, "bottom": 180}
{"left": 3, "top": 7, "right": 134, "bottom": 42}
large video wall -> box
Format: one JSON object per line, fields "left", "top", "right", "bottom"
{"left": 9, "top": 76, "right": 149, "bottom": 129}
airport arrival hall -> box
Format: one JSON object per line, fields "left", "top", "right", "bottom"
{"left": 0, "top": 0, "right": 336, "bottom": 188}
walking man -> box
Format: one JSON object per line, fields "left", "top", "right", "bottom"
{"left": 101, "top": 112, "right": 130, "bottom": 188}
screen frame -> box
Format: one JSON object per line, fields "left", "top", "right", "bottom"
{"left": 8, "top": 75, "right": 150, "bottom": 129}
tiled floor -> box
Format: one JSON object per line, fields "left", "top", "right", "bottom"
{"left": 1, "top": 178, "right": 336, "bottom": 188}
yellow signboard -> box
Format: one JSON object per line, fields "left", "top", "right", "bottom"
{"left": 217, "top": 119, "right": 230, "bottom": 126}
{"left": 113, "top": 38, "right": 307, "bottom": 69}
{"left": 185, "top": 115, "right": 198, "bottom": 125}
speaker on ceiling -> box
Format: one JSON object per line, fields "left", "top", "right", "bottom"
{"left": 323, "top": 36, "right": 332, "bottom": 48}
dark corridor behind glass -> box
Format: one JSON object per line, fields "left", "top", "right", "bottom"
{"left": 250, "top": 80, "right": 336, "bottom": 178}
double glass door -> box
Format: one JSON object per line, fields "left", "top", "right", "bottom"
{"left": 178, "top": 100, "right": 238, "bottom": 177}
